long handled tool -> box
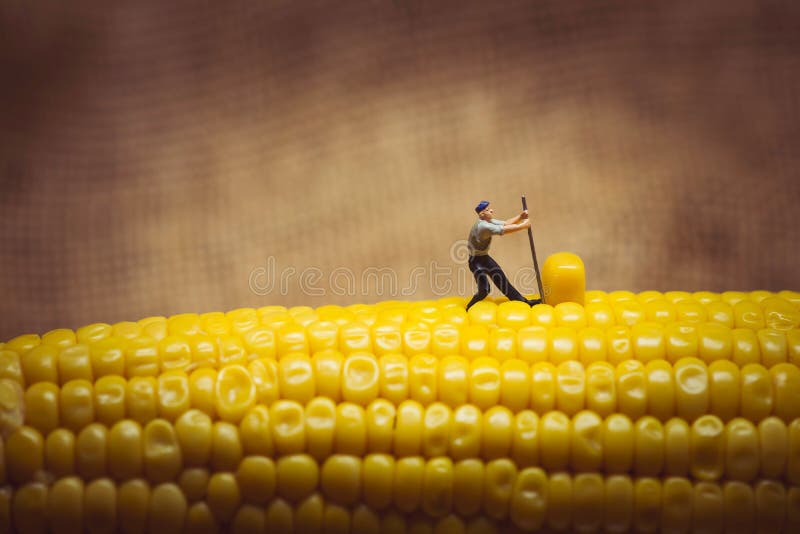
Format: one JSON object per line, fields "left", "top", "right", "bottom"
{"left": 521, "top": 195, "right": 545, "bottom": 303}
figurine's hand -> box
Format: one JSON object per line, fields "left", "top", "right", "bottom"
{"left": 521, "top": 219, "right": 531, "bottom": 229}
{"left": 520, "top": 210, "right": 529, "bottom": 220}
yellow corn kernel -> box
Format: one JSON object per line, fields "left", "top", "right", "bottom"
{"left": 84, "top": 478, "right": 116, "bottom": 534}
{"left": 404, "top": 324, "right": 432, "bottom": 356}
{"left": 241, "top": 327, "right": 277, "bottom": 362}
{"left": 265, "top": 497, "right": 294, "bottom": 534}
{"left": 693, "top": 481, "right": 723, "bottom": 534}
{"left": 706, "top": 301, "right": 734, "bottom": 328}
{"left": 610, "top": 290, "right": 638, "bottom": 304}
{"left": 571, "top": 410, "right": 603, "bottom": 472}
{"left": 206, "top": 471, "right": 241, "bottom": 523}
{"left": 758, "top": 416, "right": 788, "bottom": 479}
{"left": 366, "top": 398, "right": 396, "bottom": 454}
{"left": 585, "top": 361, "right": 616, "bottom": 417}
{"left": 437, "top": 356, "right": 468, "bottom": 409}
{"left": 423, "top": 403, "right": 452, "bottom": 458}
{"left": 604, "top": 475, "right": 634, "bottom": 534}
{"left": 482, "top": 406, "right": 513, "bottom": 461}
{"left": 708, "top": 360, "right": 740, "bottom": 422}
{"left": 632, "top": 323, "right": 666, "bottom": 363}
{"left": 362, "top": 454, "right": 395, "bottom": 510}
{"left": 616, "top": 360, "right": 647, "bottom": 421}
{"left": 60, "top": 379, "right": 95, "bottom": 433}
{"left": 761, "top": 296, "right": 800, "bottom": 331}
{"left": 731, "top": 328, "right": 760, "bottom": 366}
{"left": 394, "top": 456, "right": 425, "bottom": 513}
{"left": 76, "top": 323, "right": 112, "bottom": 345}
{"left": 462, "top": 324, "right": 490, "bottom": 360}
{"left": 409, "top": 354, "right": 438, "bottom": 406}
{"left": 529, "top": 361, "right": 556, "bottom": 413}
{"left": 771, "top": 363, "right": 800, "bottom": 422}
{"left": 614, "top": 301, "right": 645, "bottom": 328}
{"left": 394, "top": 400, "right": 423, "bottom": 457}
{"left": 633, "top": 477, "right": 661, "bottom": 534}
{"left": 496, "top": 301, "right": 531, "bottom": 329}
{"left": 573, "top": 473, "right": 604, "bottom": 533}
{"left": 372, "top": 322, "right": 401, "bottom": 356}
{"left": 157, "top": 336, "right": 192, "bottom": 373}
{"left": 293, "top": 493, "right": 323, "bottom": 534}
{"left": 758, "top": 328, "right": 787, "bottom": 368}
{"left": 305, "top": 397, "right": 336, "bottom": 461}
{"left": 175, "top": 409, "right": 212, "bottom": 467}
{"left": 789, "top": 419, "right": 800, "bottom": 485}
{"left": 675, "top": 300, "right": 708, "bottom": 325}
{"left": 231, "top": 505, "right": 265, "bottom": 534}
{"left": 76, "top": 423, "right": 108, "bottom": 480}
{"left": 754, "top": 482, "right": 785, "bottom": 534}
{"left": 539, "top": 411, "right": 570, "bottom": 471}
{"left": 165, "top": 314, "right": 201, "bottom": 337}
{"left": 483, "top": 458, "right": 516, "bottom": 520}
{"left": 21, "top": 344, "right": 59, "bottom": 385}
{"left": 275, "top": 454, "right": 319, "bottom": 504}
{"left": 556, "top": 360, "right": 585, "bottom": 416}
{"left": 585, "top": 301, "right": 615, "bottom": 329}
{"left": 509, "top": 467, "right": 547, "bottom": 531}
{"left": 549, "top": 326, "right": 578, "bottom": 365}
{"left": 342, "top": 354, "right": 380, "bottom": 407}
{"left": 725, "top": 418, "right": 759, "bottom": 482}
{"left": 431, "top": 323, "right": 461, "bottom": 357}
{"left": 554, "top": 302, "right": 587, "bottom": 329}
{"left": 740, "top": 363, "right": 774, "bottom": 422}
{"left": 270, "top": 400, "right": 306, "bottom": 455}
{"left": 378, "top": 354, "right": 409, "bottom": 405}
{"left": 578, "top": 327, "right": 607, "bottom": 366}
{"left": 58, "top": 344, "right": 93, "bottom": 384}
{"left": 45, "top": 428, "right": 75, "bottom": 477}
{"left": 661, "top": 477, "right": 692, "bottom": 533}
{"left": 0, "top": 351, "right": 22, "bottom": 388}
{"left": 139, "top": 317, "right": 167, "bottom": 342}
{"left": 450, "top": 404, "right": 482, "bottom": 461}
{"left": 469, "top": 357, "right": 501, "bottom": 411}
{"left": 157, "top": 370, "right": 191, "bottom": 423}
{"left": 108, "top": 420, "right": 143, "bottom": 481}
{"left": 334, "top": 401, "right": 367, "bottom": 456}
{"left": 13, "top": 482, "right": 48, "bottom": 534}
{"left": 724, "top": 484, "right": 754, "bottom": 534}
{"left": 125, "top": 337, "right": 159, "bottom": 378}
{"left": 789, "top": 487, "right": 800, "bottom": 532}
{"left": 211, "top": 421, "right": 242, "bottom": 472}
{"left": 528, "top": 303, "right": 555, "bottom": 328}
{"left": 148, "top": 483, "right": 186, "bottom": 534}
{"left": 488, "top": 327, "right": 516, "bottom": 362}
{"left": 94, "top": 375, "right": 127, "bottom": 427}
{"left": 24, "top": 382, "right": 60, "bottom": 435}
{"left": 468, "top": 301, "right": 497, "bottom": 327}
{"left": 4, "top": 334, "right": 39, "bottom": 356}
{"left": 235, "top": 456, "right": 275, "bottom": 505}
{"left": 217, "top": 334, "right": 247, "bottom": 368}
{"left": 634, "top": 416, "right": 664, "bottom": 477}
{"left": 117, "top": 479, "right": 150, "bottom": 534}
{"left": 517, "top": 326, "right": 548, "bottom": 364}
{"left": 126, "top": 376, "right": 158, "bottom": 425}
{"left": 603, "top": 414, "right": 634, "bottom": 474}
{"left": 690, "top": 415, "right": 725, "bottom": 481}
{"left": 179, "top": 467, "right": 209, "bottom": 504}
{"left": 606, "top": 325, "right": 633, "bottom": 366}
{"left": 143, "top": 419, "right": 181, "bottom": 483}
{"left": 674, "top": 357, "right": 709, "bottom": 422}
{"left": 89, "top": 337, "right": 126, "bottom": 379}
{"left": 189, "top": 335, "right": 219, "bottom": 370}
{"left": 497, "top": 359, "right": 528, "bottom": 412}
{"left": 663, "top": 418, "right": 691, "bottom": 477}
{"left": 338, "top": 322, "right": 371, "bottom": 355}
{"left": 663, "top": 323, "right": 697, "bottom": 365}
{"left": 511, "top": 410, "right": 539, "bottom": 468}
{"left": 734, "top": 300, "right": 766, "bottom": 330}
{"left": 585, "top": 290, "right": 609, "bottom": 304}
{"left": 645, "top": 360, "right": 675, "bottom": 422}
{"left": 448, "top": 460, "right": 483, "bottom": 518}
{"left": 546, "top": 472, "right": 573, "bottom": 532}
{"left": 322, "top": 455, "right": 362, "bottom": 506}
{"left": 541, "top": 252, "right": 585, "bottom": 306}
{"left": 644, "top": 299, "right": 676, "bottom": 324}
{"left": 277, "top": 353, "right": 315, "bottom": 404}
{"left": 213, "top": 365, "right": 255, "bottom": 424}
{"left": 188, "top": 368, "right": 217, "bottom": 418}
{"left": 6, "top": 426, "right": 44, "bottom": 484}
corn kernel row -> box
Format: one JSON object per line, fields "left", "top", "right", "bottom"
{"left": 7, "top": 400, "right": 800, "bottom": 485}
{"left": 4, "top": 464, "right": 800, "bottom": 533}
{"left": 3, "top": 322, "right": 799, "bottom": 395}
{"left": 9, "top": 355, "right": 799, "bottom": 441}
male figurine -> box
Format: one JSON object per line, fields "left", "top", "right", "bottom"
{"left": 466, "top": 200, "right": 542, "bottom": 310}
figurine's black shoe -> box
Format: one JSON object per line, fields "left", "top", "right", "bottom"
{"left": 526, "top": 298, "right": 542, "bottom": 306}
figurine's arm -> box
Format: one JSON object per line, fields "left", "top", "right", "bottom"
{"left": 502, "top": 219, "right": 531, "bottom": 235}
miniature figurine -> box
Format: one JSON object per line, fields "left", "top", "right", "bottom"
{"left": 466, "top": 200, "right": 543, "bottom": 310}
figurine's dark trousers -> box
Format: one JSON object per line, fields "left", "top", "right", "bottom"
{"left": 466, "top": 254, "right": 528, "bottom": 310}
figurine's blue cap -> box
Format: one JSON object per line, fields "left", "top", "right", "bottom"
{"left": 475, "top": 200, "right": 490, "bottom": 213}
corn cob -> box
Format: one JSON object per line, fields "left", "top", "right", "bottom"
{"left": 2, "top": 253, "right": 799, "bottom": 533}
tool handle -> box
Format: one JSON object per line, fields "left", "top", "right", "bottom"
{"left": 521, "top": 195, "right": 545, "bottom": 302}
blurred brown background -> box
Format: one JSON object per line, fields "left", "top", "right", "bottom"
{"left": 1, "top": 0, "right": 798, "bottom": 340}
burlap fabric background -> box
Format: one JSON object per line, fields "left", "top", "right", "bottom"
{"left": 1, "top": 1, "right": 798, "bottom": 341}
